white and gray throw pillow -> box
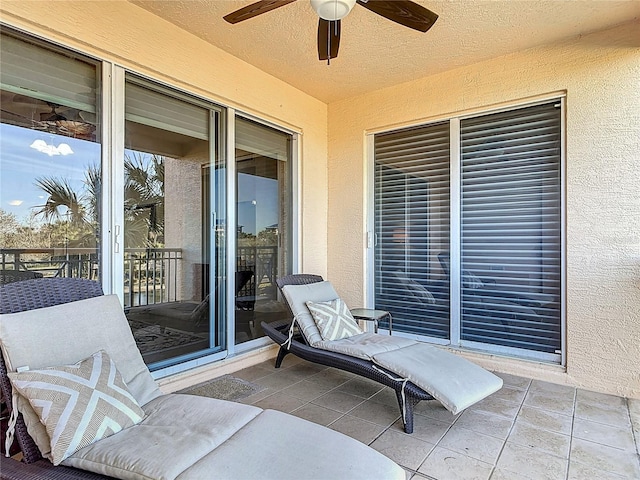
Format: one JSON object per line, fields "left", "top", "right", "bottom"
{"left": 306, "top": 298, "right": 363, "bottom": 342}
{"left": 8, "top": 350, "right": 145, "bottom": 465}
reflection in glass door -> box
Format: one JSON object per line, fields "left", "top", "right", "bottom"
{"left": 0, "top": 32, "right": 101, "bottom": 286}
{"left": 235, "top": 117, "right": 292, "bottom": 345}
{"left": 123, "top": 77, "right": 225, "bottom": 367}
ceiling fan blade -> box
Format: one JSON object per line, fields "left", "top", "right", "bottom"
{"left": 318, "top": 19, "right": 341, "bottom": 61}
{"left": 223, "top": 0, "right": 297, "bottom": 24}
{"left": 356, "top": 0, "right": 438, "bottom": 33}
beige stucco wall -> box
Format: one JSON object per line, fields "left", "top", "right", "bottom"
{"left": 0, "top": 0, "right": 329, "bottom": 278}
{"left": 327, "top": 21, "right": 640, "bottom": 398}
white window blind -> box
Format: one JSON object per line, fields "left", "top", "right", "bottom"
{"left": 1, "top": 34, "right": 96, "bottom": 112}
{"left": 460, "top": 102, "right": 562, "bottom": 354}
{"left": 236, "top": 117, "right": 290, "bottom": 161}
{"left": 374, "top": 121, "right": 450, "bottom": 338}
{"left": 125, "top": 81, "right": 209, "bottom": 140}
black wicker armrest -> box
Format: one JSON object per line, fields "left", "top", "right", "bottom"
{"left": 0, "top": 457, "right": 113, "bottom": 480}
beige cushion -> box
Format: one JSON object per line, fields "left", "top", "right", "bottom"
{"left": 306, "top": 298, "right": 363, "bottom": 341}
{"left": 64, "top": 394, "right": 262, "bottom": 479}
{"left": 8, "top": 350, "right": 145, "bottom": 465}
{"left": 0, "top": 294, "right": 161, "bottom": 458}
{"left": 174, "top": 409, "right": 405, "bottom": 480}
{"left": 372, "top": 343, "right": 503, "bottom": 414}
{"left": 316, "top": 332, "right": 417, "bottom": 360}
{"left": 281, "top": 281, "right": 340, "bottom": 346}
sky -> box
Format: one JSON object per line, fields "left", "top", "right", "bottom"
{"left": 0, "top": 122, "right": 100, "bottom": 223}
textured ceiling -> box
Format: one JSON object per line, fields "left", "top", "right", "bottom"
{"left": 130, "top": 0, "right": 640, "bottom": 103}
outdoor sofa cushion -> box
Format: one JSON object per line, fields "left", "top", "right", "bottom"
{"left": 65, "top": 394, "right": 403, "bottom": 480}
{"left": 0, "top": 295, "right": 161, "bottom": 460}
{"left": 0, "top": 291, "right": 405, "bottom": 479}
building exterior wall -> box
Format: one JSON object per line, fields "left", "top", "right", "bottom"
{"left": 327, "top": 21, "right": 640, "bottom": 398}
{"left": 0, "top": 0, "right": 329, "bottom": 279}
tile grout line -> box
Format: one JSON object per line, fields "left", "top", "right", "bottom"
{"left": 565, "top": 385, "right": 577, "bottom": 480}
{"left": 486, "top": 376, "right": 532, "bottom": 479}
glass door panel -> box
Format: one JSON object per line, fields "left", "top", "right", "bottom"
{"left": 123, "top": 78, "right": 224, "bottom": 367}
{"left": 0, "top": 33, "right": 101, "bottom": 285}
{"left": 235, "top": 117, "right": 292, "bottom": 345}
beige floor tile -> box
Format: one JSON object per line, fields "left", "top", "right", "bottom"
{"left": 530, "top": 379, "right": 576, "bottom": 397}
{"left": 507, "top": 421, "right": 570, "bottom": 458}
{"left": 468, "top": 395, "right": 521, "bottom": 420}
{"left": 490, "top": 386, "right": 527, "bottom": 405}
{"left": 493, "top": 372, "right": 532, "bottom": 390}
{"left": 253, "top": 371, "right": 302, "bottom": 390}
{"left": 252, "top": 391, "right": 307, "bottom": 413}
{"left": 496, "top": 442, "right": 567, "bottom": 480}
{"left": 454, "top": 409, "right": 514, "bottom": 440}
{"left": 328, "top": 415, "right": 386, "bottom": 445}
{"left": 410, "top": 473, "right": 434, "bottom": 480}
{"left": 567, "top": 461, "right": 631, "bottom": 480}
{"left": 370, "top": 429, "right": 434, "bottom": 470}
{"left": 350, "top": 399, "right": 402, "bottom": 427}
{"left": 281, "top": 360, "right": 327, "bottom": 377}
{"left": 281, "top": 379, "right": 334, "bottom": 401}
{"left": 570, "top": 437, "right": 640, "bottom": 478}
{"left": 414, "top": 401, "right": 459, "bottom": 423}
{"left": 516, "top": 405, "right": 573, "bottom": 435}
{"left": 418, "top": 446, "right": 493, "bottom": 480}
{"left": 438, "top": 426, "right": 504, "bottom": 464}
{"left": 290, "top": 403, "right": 343, "bottom": 426}
{"left": 523, "top": 389, "right": 574, "bottom": 415}
{"left": 392, "top": 414, "right": 452, "bottom": 444}
{"left": 574, "top": 401, "right": 632, "bottom": 428}
{"left": 573, "top": 416, "right": 636, "bottom": 451}
{"left": 576, "top": 388, "right": 627, "bottom": 410}
{"left": 312, "top": 390, "right": 366, "bottom": 413}
{"left": 336, "top": 377, "right": 385, "bottom": 399}
{"left": 369, "top": 387, "right": 399, "bottom": 407}
{"left": 276, "top": 354, "right": 305, "bottom": 367}
{"left": 233, "top": 364, "right": 273, "bottom": 382}
{"left": 307, "top": 368, "right": 352, "bottom": 389}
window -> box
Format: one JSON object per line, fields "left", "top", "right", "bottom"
{"left": 372, "top": 100, "right": 563, "bottom": 362}
{"left": 0, "top": 31, "right": 102, "bottom": 284}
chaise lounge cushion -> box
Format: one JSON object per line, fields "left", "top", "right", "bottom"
{"left": 281, "top": 281, "right": 340, "bottom": 346}
{"left": 0, "top": 295, "right": 162, "bottom": 459}
{"left": 372, "top": 343, "right": 503, "bottom": 415}
{"left": 316, "top": 332, "right": 417, "bottom": 360}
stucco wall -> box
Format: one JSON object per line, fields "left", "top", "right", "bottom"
{"left": 327, "top": 21, "right": 640, "bottom": 398}
{"left": 0, "top": 0, "right": 329, "bottom": 278}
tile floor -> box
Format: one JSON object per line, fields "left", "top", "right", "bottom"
{"left": 233, "top": 355, "right": 640, "bottom": 480}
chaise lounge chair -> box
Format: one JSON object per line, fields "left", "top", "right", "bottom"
{"left": 261, "top": 274, "right": 503, "bottom": 434}
{"left": 0, "top": 277, "right": 405, "bottom": 479}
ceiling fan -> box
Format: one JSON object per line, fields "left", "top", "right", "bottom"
{"left": 223, "top": 0, "right": 438, "bottom": 62}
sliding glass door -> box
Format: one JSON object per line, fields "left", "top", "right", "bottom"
{"left": 123, "top": 77, "right": 226, "bottom": 367}
{"left": 234, "top": 117, "right": 292, "bottom": 345}
{"left": 0, "top": 32, "right": 102, "bottom": 285}
{"left": 372, "top": 100, "right": 563, "bottom": 362}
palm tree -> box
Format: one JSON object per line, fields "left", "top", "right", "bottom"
{"left": 33, "top": 153, "right": 165, "bottom": 249}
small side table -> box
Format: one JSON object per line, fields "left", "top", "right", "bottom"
{"left": 350, "top": 308, "right": 392, "bottom": 335}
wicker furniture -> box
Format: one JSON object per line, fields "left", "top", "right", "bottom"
{"left": 0, "top": 277, "right": 112, "bottom": 480}
{"left": 261, "top": 274, "right": 434, "bottom": 434}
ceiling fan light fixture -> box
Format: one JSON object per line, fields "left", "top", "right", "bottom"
{"left": 310, "top": 0, "right": 356, "bottom": 21}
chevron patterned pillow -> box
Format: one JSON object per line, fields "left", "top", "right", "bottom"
{"left": 8, "top": 350, "right": 145, "bottom": 465}
{"left": 306, "top": 298, "right": 363, "bottom": 341}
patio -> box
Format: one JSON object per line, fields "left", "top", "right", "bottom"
{"left": 233, "top": 355, "right": 640, "bottom": 480}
